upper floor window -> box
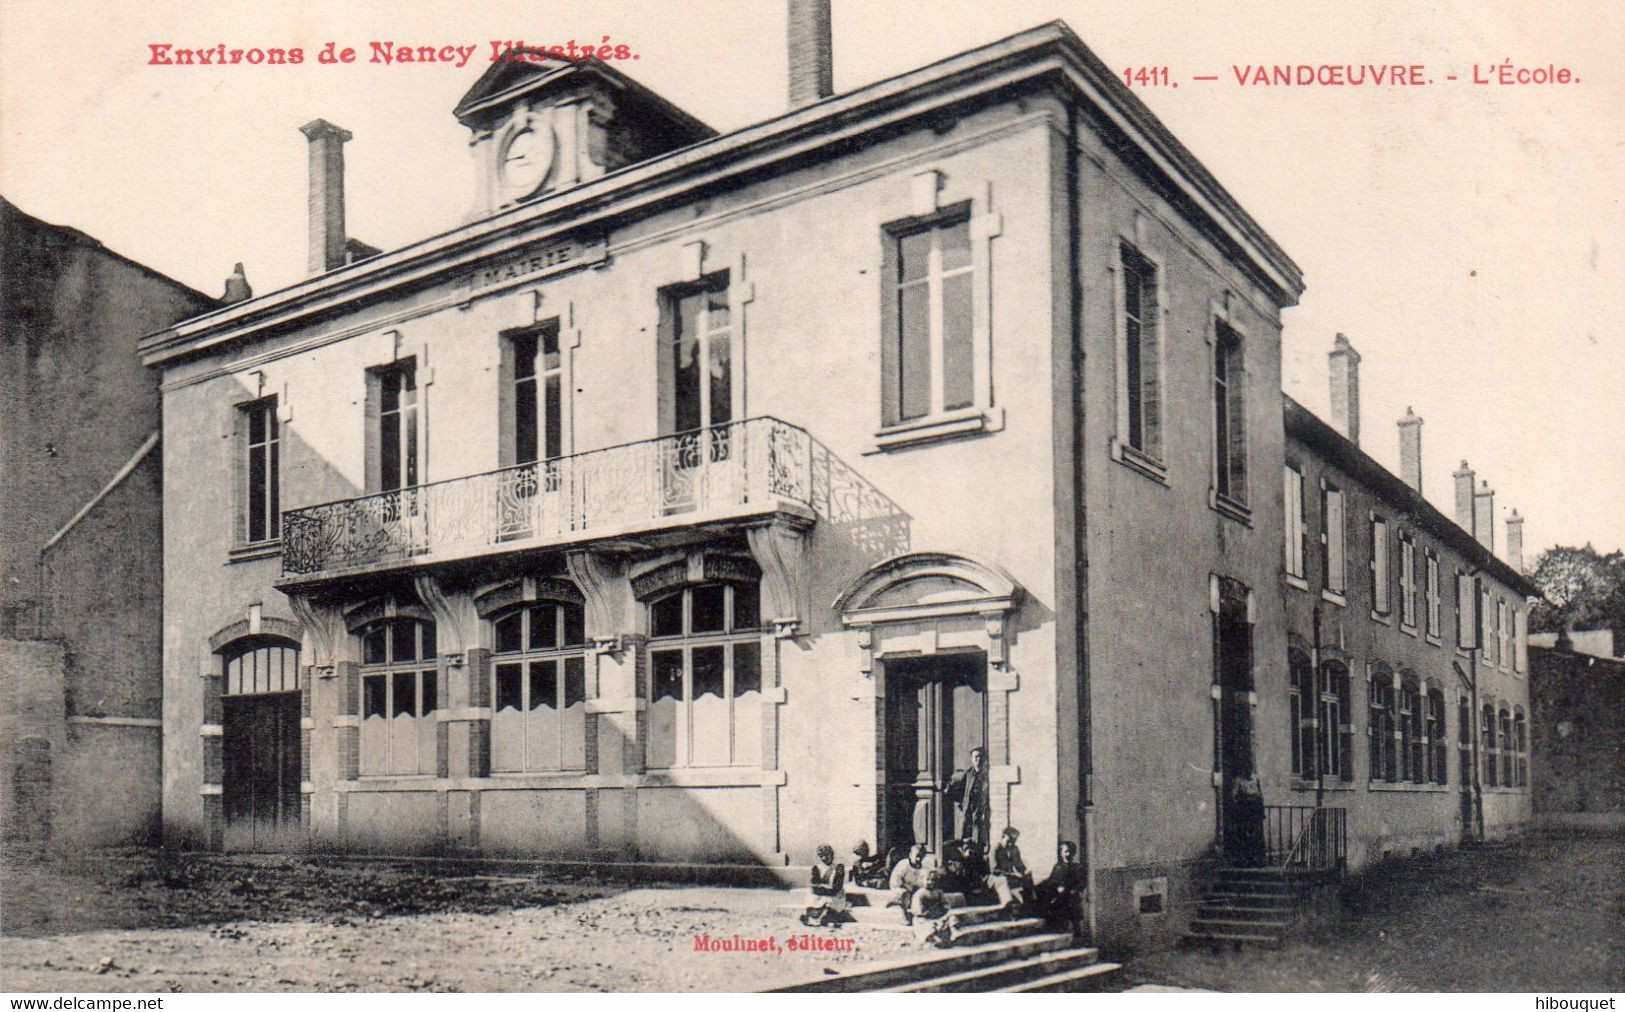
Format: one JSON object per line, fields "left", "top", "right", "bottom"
{"left": 884, "top": 211, "right": 973, "bottom": 426}
{"left": 1323, "top": 482, "right": 1346, "bottom": 595}
{"left": 359, "top": 618, "right": 437, "bottom": 777}
{"left": 1119, "top": 243, "right": 1162, "bottom": 459}
{"left": 647, "top": 581, "right": 762, "bottom": 769}
{"left": 1425, "top": 550, "right": 1442, "bottom": 638}
{"left": 373, "top": 362, "right": 419, "bottom": 493}
{"left": 1497, "top": 597, "right": 1510, "bottom": 667}
{"left": 1457, "top": 571, "right": 1476, "bottom": 651}
{"left": 510, "top": 320, "right": 563, "bottom": 465}
{"left": 491, "top": 600, "right": 587, "bottom": 773}
{"left": 241, "top": 397, "right": 280, "bottom": 544}
{"left": 1398, "top": 532, "right": 1417, "bottom": 628}
{"left": 1212, "top": 321, "right": 1246, "bottom": 506}
{"left": 661, "top": 271, "right": 732, "bottom": 436}
{"left": 1514, "top": 607, "right": 1528, "bottom": 674}
{"left": 1481, "top": 586, "right": 1496, "bottom": 665}
{"left": 1370, "top": 516, "right": 1391, "bottom": 616}
{"left": 1283, "top": 465, "right": 1306, "bottom": 581}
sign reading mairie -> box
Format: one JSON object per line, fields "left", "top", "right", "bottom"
{"left": 466, "top": 236, "right": 606, "bottom": 295}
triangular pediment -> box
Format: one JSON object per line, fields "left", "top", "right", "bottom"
{"left": 453, "top": 53, "right": 579, "bottom": 125}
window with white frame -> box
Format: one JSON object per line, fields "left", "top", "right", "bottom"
{"left": 1481, "top": 702, "right": 1498, "bottom": 787}
{"left": 240, "top": 397, "right": 280, "bottom": 544}
{"left": 1321, "top": 660, "right": 1352, "bottom": 781}
{"left": 1425, "top": 550, "right": 1441, "bottom": 638}
{"left": 1513, "top": 707, "right": 1528, "bottom": 786}
{"left": 1120, "top": 242, "right": 1162, "bottom": 460}
{"left": 1289, "top": 649, "right": 1312, "bottom": 777}
{"left": 1457, "top": 571, "right": 1476, "bottom": 651}
{"left": 1499, "top": 706, "right": 1513, "bottom": 787}
{"left": 1398, "top": 532, "right": 1417, "bottom": 628}
{"left": 1481, "top": 586, "right": 1496, "bottom": 665}
{"left": 1212, "top": 321, "right": 1247, "bottom": 506}
{"left": 1283, "top": 465, "right": 1306, "bottom": 581}
{"left": 373, "top": 362, "right": 419, "bottom": 494}
{"left": 1323, "top": 483, "right": 1346, "bottom": 595}
{"left": 491, "top": 601, "right": 588, "bottom": 773}
{"left": 1514, "top": 607, "right": 1528, "bottom": 674}
{"left": 1497, "top": 597, "right": 1510, "bottom": 667}
{"left": 1369, "top": 669, "right": 1396, "bottom": 783}
{"left": 1398, "top": 676, "right": 1423, "bottom": 782}
{"left": 1371, "top": 516, "right": 1391, "bottom": 616}
{"left": 883, "top": 210, "right": 974, "bottom": 426}
{"left": 359, "top": 618, "right": 437, "bottom": 776}
{"left": 1426, "top": 686, "right": 1448, "bottom": 785}
{"left": 662, "top": 272, "right": 733, "bottom": 436}
{"left": 509, "top": 319, "right": 564, "bottom": 465}
{"left": 646, "top": 581, "right": 763, "bottom": 769}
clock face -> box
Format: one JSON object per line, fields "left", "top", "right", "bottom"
{"left": 499, "top": 124, "right": 552, "bottom": 196}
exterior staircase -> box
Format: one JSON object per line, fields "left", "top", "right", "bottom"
{"left": 1181, "top": 867, "right": 1324, "bottom": 948}
{"left": 771, "top": 903, "right": 1120, "bottom": 993}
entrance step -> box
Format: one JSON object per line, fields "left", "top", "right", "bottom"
{"left": 950, "top": 916, "right": 1048, "bottom": 947}
{"left": 769, "top": 932, "right": 1074, "bottom": 992}
{"left": 881, "top": 946, "right": 1103, "bottom": 992}
{"left": 1000, "top": 959, "right": 1124, "bottom": 993}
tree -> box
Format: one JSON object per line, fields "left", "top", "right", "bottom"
{"left": 1526, "top": 544, "right": 1625, "bottom": 644}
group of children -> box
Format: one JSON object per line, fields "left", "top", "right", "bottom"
{"left": 800, "top": 827, "right": 1088, "bottom": 942}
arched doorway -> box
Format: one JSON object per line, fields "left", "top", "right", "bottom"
{"left": 219, "top": 637, "right": 302, "bottom": 850}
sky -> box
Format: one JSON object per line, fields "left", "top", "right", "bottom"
{"left": 2, "top": 0, "right": 1621, "bottom": 560}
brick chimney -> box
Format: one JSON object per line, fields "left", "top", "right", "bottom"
{"left": 300, "top": 119, "right": 352, "bottom": 275}
{"left": 1397, "top": 407, "right": 1423, "bottom": 493}
{"left": 787, "top": 0, "right": 834, "bottom": 108}
{"left": 1474, "top": 479, "right": 1495, "bottom": 553}
{"left": 1506, "top": 509, "right": 1524, "bottom": 572}
{"left": 1454, "top": 460, "right": 1475, "bottom": 533}
{"left": 1329, "top": 333, "right": 1361, "bottom": 446}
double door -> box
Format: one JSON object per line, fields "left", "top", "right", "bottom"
{"left": 881, "top": 653, "right": 987, "bottom": 857}
{"left": 222, "top": 691, "right": 301, "bottom": 850}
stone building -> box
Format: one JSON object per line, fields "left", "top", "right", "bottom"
{"left": 139, "top": 11, "right": 1534, "bottom": 949}
{"left": 0, "top": 196, "right": 217, "bottom": 851}
{"left": 1529, "top": 641, "right": 1625, "bottom": 827}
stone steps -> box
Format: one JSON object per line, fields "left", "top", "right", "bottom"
{"left": 883, "top": 946, "right": 1105, "bottom": 992}
{"left": 770, "top": 932, "right": 1077, "bottom": 992}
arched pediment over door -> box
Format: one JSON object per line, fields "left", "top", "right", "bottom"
{"left": 835, "top": 552, "right": 1024, "bottom": 674}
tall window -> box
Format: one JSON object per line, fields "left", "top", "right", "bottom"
{"left": 491, "top": 601, "right": 587, "bottom": 773}
{"left": 647, "top": 581, "right": 763, "bottom": 768}
{"left": 242, "top": 397, "right": 280, "bottom": 544}
{"left": 1425, "top": 551, "right": 1441, "bottom": 638}
{"left": 1514, "top": 607, "right": 1527, "bottom": 674}
{"left": 1369, "top": 671, "right": 1396, "bottom": 783}
{"left": 1289, "top": 650, "right": 1312, "bottom": 776}
{"left": 1497, "top": 598, "right": 1510, "bottom": 667}
{"left": 1323, "top": 483, "right": 1346, "bottom": 594}
{"left": 1481, "top": 703, "right": 1498, "bottom": 787}
{"left": 1212, "top": 322, "right": 1246, "bottom": 505}
{"left": 1426, "top": 687, "right": 1448, "bottom": 785}
{"left": 662, "top": 272, "right": 732, "bottom": 435}
{"left": 359, "top": 618, "right": 437, "bottom": 776}
{"left": 1120, "top": 243, "right": 1161, "bottom": 458}
{"left": 1458, "top": 695, "right": 1472, "bottom": 785}
{"left": 377, "top": 363, "right": 419, "bottom": 493}
{"left": 1321, "top": 661, "right": 1352, "bottom": 781}
{"left": 1513, "top": 708, "right": 1528, "bottom": 787}
{"left": 1398, "top": 532, "right": 1416, "bottom": 628}
{"left": 1499, "top": 706, "right": 1513, "bottom": 787}
{"left": 1481, "top": 586, "right": 1496, "bottom": 665}
{"left": 1398, "top": 677, "right": 1423, "bottom": 782}
{"left": 1457, "top": 571, "right": 1476, "bottom": 650}
{"left": 1283, "top": 465, "right": 1306, "bottom": 581}
{"left": 1371, "top": 516, "right": 1391, "bottom": 616}
{"left": 886, "top": 213, "right": 973, "bottom": 425}
{"left": 511, "top": 320, "right": 563, "bottom": 465}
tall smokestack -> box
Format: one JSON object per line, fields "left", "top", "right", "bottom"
{"left": 1474, "top": 479, "right": 1495, "bottom": 553}
{"left": 1329, "top": 333, "right": 1361, "bottom": 446}
{"left": 787, "top": 0, "right": 834, "bottom": 108}
{"left": 300, "top": 119, "right": 352, "bottom": 275}
{"left": 1454, "top": 460, "right": 1475, "bottom": 533}
{"left": 1506, "top": 509, "right": 1525, "bottom": 572}
{"left": 1397, "top": 407, "right": 1423, "bottom": 493}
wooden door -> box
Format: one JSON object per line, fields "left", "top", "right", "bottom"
{"left": 222, "top": 692, "right": 301, "bottom": 850}
{"left": 881, "top": 653, "right": 986, "bottom": 856}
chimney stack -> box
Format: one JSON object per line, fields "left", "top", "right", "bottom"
{"left": 1397, "top": 407, "right": 1423, "bottom": 493}
{"left": 787, "top": 0, "right": 834, "bottom": 108}
{"left": 1474, "top": 479, "right": 1495, "bottom": 552}
{"left": 1506, "top": 509, "right": 1525, "bottom": 572}
{"left": 221, "top": 263, "right": 252, "bottom": 304}
{"left": 1454, "top": 460, "right": 1476, "bottom": 533}
{"left": 300, "top": 119, "right": 352, "bottom": 275}
{"left": 1329, "top": 333, "right": 1361, "bottom": 446}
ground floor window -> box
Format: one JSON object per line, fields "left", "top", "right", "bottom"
{"left": 1513, "top": 708, "right": 1528, "bottom": 787}
{"left": 1499, "top": 707, "right": 1513, "bottom": 788}
{"left": 1369, "top": 671, "right": 1396, "bottom": 783}
{"left": 491, "top": 601, "right": 588, "bottom": 773}
{"left": 1426, "top": 687, "right": 1448, "bottom": 785}
{"left": 1481, "top": 703, "right": 1499, "bottom": 788}
{"left": 359, "top": 618, "right": 438, "bottom": 776}
{"left": 646, "top": 581, "right": 763, "bottom": 768}
{"left": 1398, "top": 678, "right": 1423, "bottom": 782}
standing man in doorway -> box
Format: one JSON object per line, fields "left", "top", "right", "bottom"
{"left": 949, "top": 746, "right": 991, "bottom": 849}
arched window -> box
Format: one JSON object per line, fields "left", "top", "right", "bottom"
{"left": 490, "top": 600, "right": 588, "bottom": 773}
{"left": 1499, "top": 706, "right": 1513, "bottom": 788}
{"left": 646, "top": 580, "right": 763, "bottom": 769}
{"left": 1369, "top": 668, "right": 1396, "bottom": 783}
{"left": 1481, "top": 702, "right": 1498, "bottom": 787}
{"left": 1513, "top": 707, "right": 1528, "bottom": 788}
{"left": 359, "top": 618, "right": 438, "bottom": 777}
{"left": 221, "top": 637, "right": 300, "bottom": 696}
{"left": 1426, "top": 686, "right": 1448, "bottom": 785}
{"left": 1398, "top": 676, "right": 1423, "bottom": 783}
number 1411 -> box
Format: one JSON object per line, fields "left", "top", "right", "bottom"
{"left": 1123, "top": 66, "right": 1173, "bottom": 88}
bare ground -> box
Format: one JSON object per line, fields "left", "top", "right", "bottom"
{"left": 0, "top": 850, "right": 925, "bottom": 993}
{"left": 1121, "top": 828, "right": 1625, "bottom": 992}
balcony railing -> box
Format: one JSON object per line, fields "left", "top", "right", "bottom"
{"left": 281, "top": 417, "right": 815, "bottom": 578}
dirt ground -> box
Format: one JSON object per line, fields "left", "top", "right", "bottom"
{"left": 0, "top": 850, "right": 927, "bottom": 993}
{"left": 1122, "top": 828, "right": 1625, "bottom": 992}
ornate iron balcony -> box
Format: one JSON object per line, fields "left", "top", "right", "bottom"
{"left": 281, "top": 417, "right": 816, "bottom": 579}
